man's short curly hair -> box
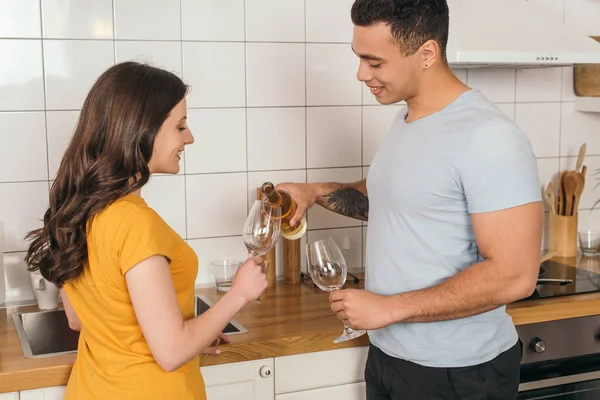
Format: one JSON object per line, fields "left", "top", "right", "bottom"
{"left": 351, "top": 0, "right": 450, "bottom": 59}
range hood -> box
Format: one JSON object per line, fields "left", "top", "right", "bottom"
{"left": 446, "top": 0, "right": 600, "bottom": 68}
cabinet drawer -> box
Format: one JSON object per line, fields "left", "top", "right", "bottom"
{"left": 201, "top": 358, "right": 274, "bottom": 400}
{"left": 20, "top": 386, "right": 66, "bottom": 400}
{"left": 275, "top": 382, "right": 366, "bottom": 400}
{"left": 275, "top": 346, "right": 368, "bottom": 394}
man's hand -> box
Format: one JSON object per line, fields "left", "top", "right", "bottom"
{"left": 200, "top": 332, "right": 230, "bottom": 355}
{"left": 275, "top": 182, "right": 318, "bottom": 227}
{"left": 329, "top": 289, "right": 399, "bottom": 330}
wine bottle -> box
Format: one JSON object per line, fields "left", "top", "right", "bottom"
{"left": 260, "top": 182, "right": 307, "bottom": 240}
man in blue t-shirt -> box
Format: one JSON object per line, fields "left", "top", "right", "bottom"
{"left": 277, "top": 0, "right": 543, "bottom": 398}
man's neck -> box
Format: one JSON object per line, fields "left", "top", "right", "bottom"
{"left": 405, "top": 68, "right": 471, "bottom": 123}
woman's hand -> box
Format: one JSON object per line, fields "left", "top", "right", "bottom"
{"left": 230, "top": 256, "right": 267, "bottom": 303}
{"left": 200, "top": 332, "right": 230, "bottom": 355}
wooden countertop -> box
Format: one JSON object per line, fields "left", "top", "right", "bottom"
{"left": 2, "top": 256, "right": 600, "bottom": 393}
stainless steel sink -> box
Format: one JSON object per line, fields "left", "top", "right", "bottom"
{"left": 12, "top": 309, "right": 79, "bottom": 358}
{"left": 195, "top": 295, "right": 248, "bottom": 335}
{"left": 12, "top": 295, "right": 247, "bottom": 358}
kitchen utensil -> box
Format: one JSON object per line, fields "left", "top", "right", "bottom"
{"left": 543, "top": 182, "right": 556, "bottom": 214}
{"left": 557, "top": 170, "right": 567, "bottom": 215}
{"left": 572, "top": 171, "right": 586, "bottom": 215}
{"left": 561, "top": 171, "right": 578, "bottom": 216}
{"left": 536, "top": 278, "right": 574, "bottom": 286}
{"left": 576, "top": 143, "right": 587, "bottom": 172}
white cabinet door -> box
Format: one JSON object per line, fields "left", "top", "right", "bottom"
{"left": 0, "top": 392, "right": 19, "bottom": 400}
{"left": 201, "top": 358, "right": 274, "bottom": 400}
{"left": 20, "top": 386, "right": 66, "bottom": 400}
{"left": 275, "top": 346, "right": 368, "bottom": 394}
{"left": 275, "top": 382, "right": 366, "bottom": 400}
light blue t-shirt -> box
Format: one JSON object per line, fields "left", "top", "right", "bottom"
{"left": 366, "top": 89, "right": 541, "bottom": 368}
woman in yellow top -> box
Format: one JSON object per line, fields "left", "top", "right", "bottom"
{"left": 24, "top": 62, "right": 267, "bottom": 400}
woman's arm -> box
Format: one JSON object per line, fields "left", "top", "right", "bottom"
{"left": 60, "top": 289, "right": 81, "bottom": 331}
{"left": 125, "top": 255, "right": 265, "bottom": 372}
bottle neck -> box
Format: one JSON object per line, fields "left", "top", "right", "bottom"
{"left": 261, "top": 182, "right": 282, "bottom": 205}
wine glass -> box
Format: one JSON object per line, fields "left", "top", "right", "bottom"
{"left": 242, "top": 200, "right": 281, "bottom": 304}
{"left": 243, "top": 200, "right": 281, "bottom": 257}
{"left": 306, "top": 236, "right": 367, "bottom": 343}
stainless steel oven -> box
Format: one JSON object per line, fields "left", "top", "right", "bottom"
{"left": 517, "top": 315, "right": 600, "bottom": 399}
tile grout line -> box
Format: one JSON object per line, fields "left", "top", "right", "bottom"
{"left": 360, "top": 57, "right": 365, "bottom": 271}
{"left": 179, "top": 0, "right": 189, "bottom": 241}
{"left": 38, "top": 0, "right": 51, "bottom": 191}
{"left": 1, "top": 37, "right": 356, "bottom": 44}
{"left": 304, "top": 0, "right": 308, "bottom": 193}
{"left": 112, "top": 0, "right": 116, "bottom": 62}
{"left": 0, "top": 224, "right": 368, "bottom": 255}
{"left": 558, "top": 66, "right": 564, "bottom": 200}
{"left": 244, "top": 0, "right": 250, "bottom": 214}
{"left": 2, "top": 154, "right": 599, "bottom": 187}
{"left": 513, "top": 68, "right": 517, "bottom": 124}
{"left": 0, "top": 100, "right": 577, "bottom": 114}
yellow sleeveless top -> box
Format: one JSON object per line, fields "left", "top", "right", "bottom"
{"left": 63, "top": 194, "right": 206, "bottom": 399}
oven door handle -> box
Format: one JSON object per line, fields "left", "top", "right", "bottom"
{"left": 519, "top": 370, "right": 600, "bottom": 392}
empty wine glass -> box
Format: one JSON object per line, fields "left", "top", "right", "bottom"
{"left": 242, "top": 200, "right": 281, "bottom": 304}
{"left": 243, "top": 200, "right": 281, "bottom": 256}
{"left": 306, "top": 236, "right": 366, "bottom": 343}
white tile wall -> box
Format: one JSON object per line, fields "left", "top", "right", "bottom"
{"left": 1, "top": 0, "right": 600, "bottom": 302}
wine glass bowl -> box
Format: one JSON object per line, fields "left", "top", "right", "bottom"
{"left": 242, "top": 200, "right": 281, "bottom": 305}
{"left": 243, "top": 200, "right": 281, "bottom": 257}
{"left": 305, "top": 237, "right": 367, "bottom": 343}
{"left": 307, "top": 255, "right": 346, "bottom": 292}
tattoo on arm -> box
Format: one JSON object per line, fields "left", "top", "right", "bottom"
{"left": 323, "top": 187, "right": 369, "bottom": 221}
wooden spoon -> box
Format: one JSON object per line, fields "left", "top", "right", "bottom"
{"left": 561, "top": 171, "right": 578, "bottom": 216}
{"left": 557, "top": 170, "right": 567, "bottom": 215}
{"left": 572, "top": 170, "right": 586, "bottom": 214}
{"left": 576, "top": 143, "right": 587, "bottom": 172}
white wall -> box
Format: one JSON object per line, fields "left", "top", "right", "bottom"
{"left": 1, "top": 0, "right": 600, "bottom": 302}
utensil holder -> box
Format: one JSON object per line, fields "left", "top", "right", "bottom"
{"left": 549, "top": 213, "right": 578, "bottom": 257}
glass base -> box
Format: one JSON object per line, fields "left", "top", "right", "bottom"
{"left": 333, "top": 325, "right": 367, "bottom": 343}
{"left": 582, "top": 249, "right": 600, "bottom": 257}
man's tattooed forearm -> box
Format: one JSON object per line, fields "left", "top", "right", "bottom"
{"left": 324, "top": 187, "right": 369, "bottom": 220}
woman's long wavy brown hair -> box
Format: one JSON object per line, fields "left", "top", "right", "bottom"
{"left": 25, "top": 62, "right": 188, "bottom": 287}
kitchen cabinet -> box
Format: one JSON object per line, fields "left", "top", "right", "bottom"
{"left": 274, "top": 346, "right": 368, "bottom": 398}
{"left": 275, "top": 382, "right": 366, "bottom": 400}
{"left": 201, "top": 358, "right": 274, "bottom": 400}
{"left": 4, "top": 347, "right": 367, "bottom": 399}
{"left": 20, "top": 386, "right": 66, "bottom": 400}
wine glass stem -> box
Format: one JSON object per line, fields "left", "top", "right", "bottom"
{"left": 247, "top": 250, "right": 263, "bottom": 305}
{"left": 331, "top": 287, "right": 349, "bottom": 329}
